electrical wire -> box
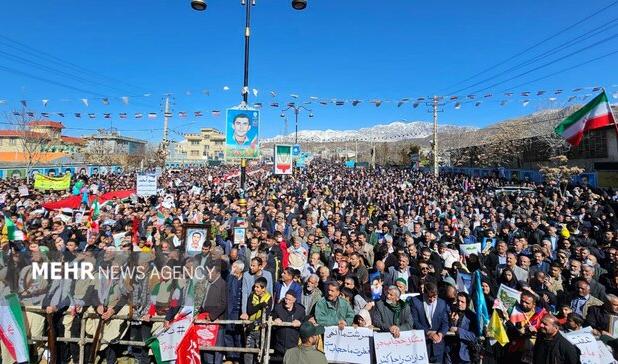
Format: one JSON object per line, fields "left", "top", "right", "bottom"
{"left": 0, "top": 34, "right": 147, "bottom": 94}
{"left": 502, "top": 48, "right": 618, "bottom": 91}
{"left": 448, "top": 17, "right": 618, "bottom": 96}
{"left": 469, "top": 32, "right": 618, "bottom": 94}
{"left": 440, "top": 0, "right": 618, "bottom": 94}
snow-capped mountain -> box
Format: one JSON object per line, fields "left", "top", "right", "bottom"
{"left": 264, "top": 121, "right": 476, "bottom": 143}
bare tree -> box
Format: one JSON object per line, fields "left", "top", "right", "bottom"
{"left": 8, "top": 111, "right": 57, "bottom": 183}
{"left": 539, "top": 155, "right": 584, "bottom": 197}
{"left": 83, "top": 135, "right": 119, "bottom": 168}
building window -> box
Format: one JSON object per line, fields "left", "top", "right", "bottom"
{"left": 191, "top": 150, "right": 199, "bottom": 157}
{"left": 568, "top": 128, "right": 608, "bottom": 159}
{"left": 191, "top": 140, "right": 200, "bottom": 145}
{"left": 9, "top": 138, "right": 16, "bottom": 146}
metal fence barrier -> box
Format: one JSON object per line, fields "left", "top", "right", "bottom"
{"left": 24, "top": 307, "right": 296, "bottom": 364}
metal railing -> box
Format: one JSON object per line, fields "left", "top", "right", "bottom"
{"left": 24, "top": 307, "right": 296, "bottom": 364}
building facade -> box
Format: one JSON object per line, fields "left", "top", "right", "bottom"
{"left": 0, "top": 120, "right": 85, "bottom": 164}
{"left": 177, "top": 128, "right": 225, "bottom": 161}
{"left": 84, "top": 129, "right": 147, "bottom": 156}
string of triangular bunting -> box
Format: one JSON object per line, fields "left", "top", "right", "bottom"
{"left": 0, "top": 84, "right": 616, "bottom": 113}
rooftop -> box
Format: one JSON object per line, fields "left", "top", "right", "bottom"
{"left": 27, "top": 120, "right": 64, "bottom": 129}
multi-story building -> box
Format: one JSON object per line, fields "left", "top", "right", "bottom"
{"left": 177, "top": 128, "right": 225, "bottom": 161}
{"left": 0, "top": 120, "right": 85, "bottom": 164}
{"left": 84, "top": 129, "right": 147, "bottom": 156}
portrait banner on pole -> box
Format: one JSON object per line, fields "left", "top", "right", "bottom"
{"left": 225, "top": 107, "right": 259, "bottom": 160}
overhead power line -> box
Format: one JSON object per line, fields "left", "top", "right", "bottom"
{"left": 448, "top": 17, "right": 618, "bottom": 95}
{"left": 440, "top": 0, "right": 618, "bottom": 94}
{"left": 0, "top": 64, "right": 109, "bottom": 97}
{"left": 0, "top": 34, "right": 147, "bottom": 94}
{"left": 470, "top": 32, "right": 618, "bottom": 94}
{"left": 502, "top": 48, "right": 618, "bottom": 91}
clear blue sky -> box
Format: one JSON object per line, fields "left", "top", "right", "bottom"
{"left": 0, "top": 0, "right": 617, "bottom": 142}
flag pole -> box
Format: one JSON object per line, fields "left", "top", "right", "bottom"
{"left": 604, "top": 88, "right": 618, "bottom": 138}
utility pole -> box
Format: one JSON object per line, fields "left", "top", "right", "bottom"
{"left": 371, "top": 140, "right": 376, "bottom": 169}
{"left": 432, "top": 95, "right": 438, "bottom": 177}
{"left": 283, "top": 116, "right": 288, "bottom": 140}
{"left": 162, "top": 95, "right": 171, "bottom": 152}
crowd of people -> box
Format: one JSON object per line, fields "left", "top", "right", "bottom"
{"left": 2, "top": 161, "right": 618, "bottom": 364}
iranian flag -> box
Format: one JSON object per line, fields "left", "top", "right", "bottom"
{"left": 1, "top": 213, "right": 15, "bottom": 241}
{"left": 555, "top": 91, "right": 616, "bottom": 146}
{"left": 0, "top": 294, "right": 29, "bottom": 363}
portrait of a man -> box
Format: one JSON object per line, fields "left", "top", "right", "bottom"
{"left": 184, "top": 224, "right": 208, "bottom": 254}
{"left": 225, "top": 108, "right": 260, "bottom": 160}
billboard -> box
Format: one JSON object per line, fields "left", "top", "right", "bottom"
{"left": 274, "top": 144, "right": 293, "bottom": 175}
{"left": 225, "top": 107, "right": 260, "bottom": 160}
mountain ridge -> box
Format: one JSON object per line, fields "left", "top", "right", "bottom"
{"left": 264, "top": 120, "right": 477, "bottom": 143}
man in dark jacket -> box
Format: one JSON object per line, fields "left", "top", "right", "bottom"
{"left": 224, "top": 260, "right": 244, "bottom": 363}
{"left": 533, "top": 314, "right": 581, "bottom": 364}
{"left": 445, "top": 292, "right": 478, "bottom": 364}
{"left": 200, "top": 264, "right": 228, "bottom": 364}
{"left": 271, "top": 291, "right": 306, "bottom": 359}
{"left": 372, "top": 285, "right": 413, "bottom": 338}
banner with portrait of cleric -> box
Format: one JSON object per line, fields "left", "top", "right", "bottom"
{"left": 225, "top": 107, "right": 260, "bottom": 160}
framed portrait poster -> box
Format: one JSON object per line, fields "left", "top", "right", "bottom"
{"left": 609, "top": 315, "right": 618, "bottom": 338}
{"left": 183, "top": 223, "right": 208, "bottom": 255}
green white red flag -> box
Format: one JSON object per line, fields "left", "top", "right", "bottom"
{"left": 0, "top": 294, "right": 29, "bottom": 363}
{"left": 555, "top": 91, "right": 616, "bottom": 146}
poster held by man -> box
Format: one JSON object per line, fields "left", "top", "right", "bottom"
{"left": 183, "top": 223, "right": 209, "bottom": 254}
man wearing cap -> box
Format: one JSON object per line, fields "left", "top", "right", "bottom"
{"left": 283, "top": 322, "right": 327, "bottom": 364}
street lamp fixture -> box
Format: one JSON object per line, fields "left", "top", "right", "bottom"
{"left": 291, "top": 0, "right": 307, "bottom": 10}
{"left": 191, "top": 0, "right": 207, "bottom": 11}
{"left": 281, "top": 104, "right": 313, "bottom": 144}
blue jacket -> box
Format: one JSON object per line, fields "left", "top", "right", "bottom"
{"left": 227, "top": 274, "right": 243, "bottom": 320}
{"left": 446, "top": 310, "right": 478, "bottom": 363}
{"left": 410, "top": 296, "right": 450, "bottom": 363}
{"left": 273, "top": 281, "right": 302, "bottom": 304}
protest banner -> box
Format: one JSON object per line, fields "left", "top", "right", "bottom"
{"left": 18, "top": 185, "right": 29, "bottom": 196}
{"left": 374, "top": 330, "right": 429, "bottom": 364}
{"left": 459, "top": 243, "right": 481, "bottom": 257}
{"left": 136, "top": 173, "right": 158, "bottom": 197}
{"left": 456, "top": 272, "right": 472, "bottom": 294}
{"left": 324, "top": 326, "right": 373, "bottom": 364}
{"left": 563, "top": 328, "right": 615, "bottom": 364}
{"left": 33, "top": 173, "right": 71, "bottom": 191}
{"left": 495, "top": 284, "right": 521, "bottom": 313}
{"left": 234, "top": 227, "right": 246, "bottom": 246}
{"left": 157, "top": 312, "right": 193, "bottom": 362}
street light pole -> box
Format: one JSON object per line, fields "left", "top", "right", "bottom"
{"left": 294, "top": 107, "right": 299, "bottom": 144}
{"left": 238, "top": 0, "right": 253, "bottom": 208}
{"left": 281, "top": 104, "right": 313, "bottom": 145}
{"left": 191, "top": 0, "right": 307, "bottom": 207}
